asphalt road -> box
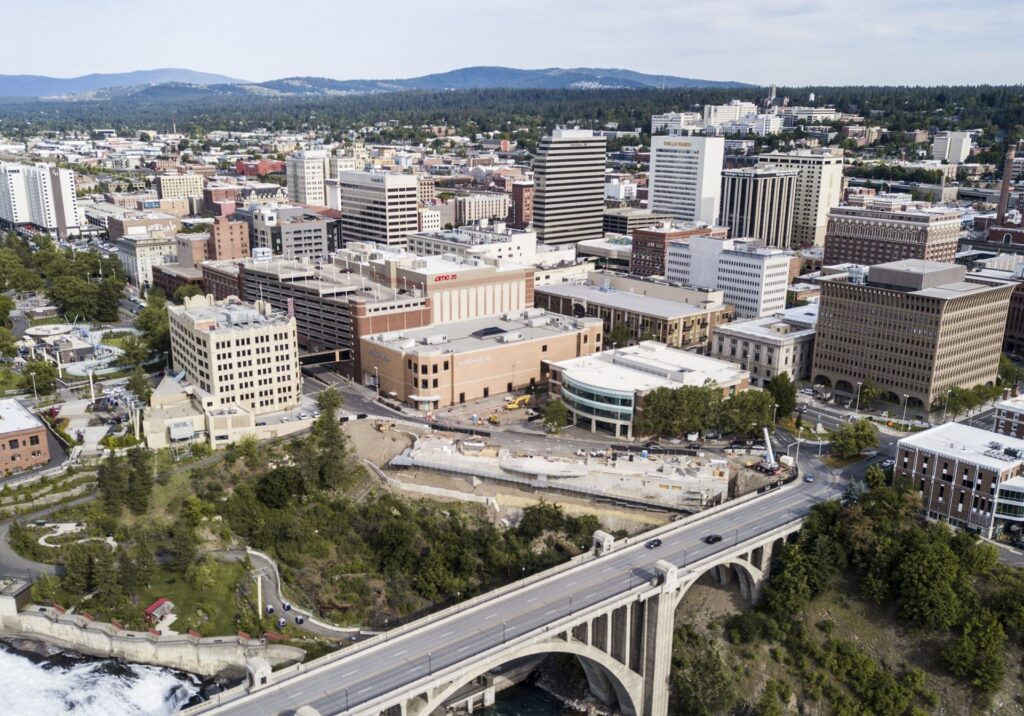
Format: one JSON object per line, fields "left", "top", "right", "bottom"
{"left": 0, "top": 494, "right": 98, "bottom": 578}
{"left": 209, "top": 475, "right": 841, "bottom": 716}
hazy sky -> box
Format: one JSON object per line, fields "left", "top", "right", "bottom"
{"left": 2, "top": 0, "right": 1020, "bottom": 85}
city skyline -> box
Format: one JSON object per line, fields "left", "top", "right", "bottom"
{"left": 1, "top": 0, "right": 1021, "bottom": 86}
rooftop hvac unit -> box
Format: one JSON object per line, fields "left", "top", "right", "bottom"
{"left": 989, "top": 441, "right": 1004, "bottom": 450}
{"left": 527, "top": 317, "right": 550, "bottom": 327}
{"left": 502, "top": 311, "right": 524, "bottom": 321}
{"left": 524, "top": 307, "right": 545, "bottom": 319}
{"left": 498, "top": 332, "right": 523, "bottom": 343}
{"left": 419, "top": 334, "right": 447, "bottom": 345}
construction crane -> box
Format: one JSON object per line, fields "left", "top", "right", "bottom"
{"left": 760, "top": 426, "right": 779, "bottom": 473}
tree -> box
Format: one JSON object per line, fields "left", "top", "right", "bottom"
{"left": 133, "top": 539, "right": 157, "bottom": 589}
{"left": 865, "top": 464, "right": 888, "bottom": 490}
{"left": 173, "top": 284, "right": 203, "bottom": 303}
{"left": 945, "top": 387, "right": 981, "bottom": 420}
{"left": 97, "top": 454, "right": 128, "bottom": 514}
{"left": 95, "top": 279, "right": 123, "bottom": 322}
{"left": 118, "top": 334, "right": 149, "bottom": 366}
{"left": 543, "top": 398, "right": 569, "bottom": 434}
{"left": 127, "top": 366, "right": 152, "bottom": 404}
{"left": 135, "top": 289, "right": 171, "bottom": 357}
{"left": 858, "top": 379, "right": 882, "bottom": 408}
{"left": 831, "top": 419, "right": 878, "bottom": 459}
{"left": 998, "top": 354, "right": 1023, "bottom": 387}
{"left": 606, "top": 322, "right": 633, "bottom": 349}
{"left": 21, "top": 360, "right": 58, "bottom": 394}
{"left": 61, "top": 543, "right": 94, "bottom": 594}
{"left": 168, "top": 518, "right": 198, "bottom": 573}
{"left": 896, "top": 526, "right": 962, "bottom": 630}
{"left": 47, "top": 274, "right": 97, "bottom": 320}
{"left": 187, "top": 556, "right": 216, "bottom": 593}
{"left": 126, "top": 447, "right": 154, "bottom": 515}
{"left": 92, "top": 547, "right": 121, "bottom": 602}
{"left": 0, "top": 326, "right": 16, "bottom": 358}
{"left": 762, "top": 544, "right": 812, "bottom": 620}
{"left": 943, "top": 609, "right": 1007, "bottom": 695}
{"left": 764, "top": 372, "right": 796, "bottom": 419}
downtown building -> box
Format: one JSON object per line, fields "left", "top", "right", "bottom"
{"left": 155, "top": 173, "right": 205, "bottom": 201}
{"left": 710, "top": 304, "right": 818, "bottom": 388}
{"left": 0, "top": 161, "right": 81, "bottom": 238}
{"left": 454, "top": 193, "right": 511, "bottom": 226}
{"left": 811, "top": 260, "right": 1013, "bottom": 411}
{"left": 336, "top": 171, "right": 419, "bottom": 247}
{"left": 648, "top": 135, "right": 725, "bottom": 225}
{"left": 822, "top": 194, "right": 961, "bottom": 266}
{"left": 757, "top": 149, "right": 844, "bottom": 248}
{"left": 533, "top": 129, "right": 607, "bottom": 245}
{"left": 630, "top": 223, "right": 727, "bottom": 277}
{"left": 719, "top": 166, "right": 798, "bottom": 249}
{"left": 285, "top": 150, "right": 330, "bottom": 206}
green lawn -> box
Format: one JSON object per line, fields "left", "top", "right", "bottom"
{"left": 28, "top": 316, "right": 65, "bottom": 327}
{"left": 141, "top": 563, "right": 248, "bottom": 636}
{"left": 0, "top": 368, "right": 23, "bottom": 394}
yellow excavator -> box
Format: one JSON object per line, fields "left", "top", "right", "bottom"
{"left": 504, "top": 395, "right": 531, "bottom": 411}
{"left": 486, "top": 414, "right": 501, "bottom": 425}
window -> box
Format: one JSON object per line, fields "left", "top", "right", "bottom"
{"left": 542, "top": 344, "right": 548, "bottom": 353}
{"left": 7, "top": 439, "right": 16, "bottom": 450}
{"left": 432, "top": 379, "right": 438, "bottom": 388}
{"left": 483, "top": 387, "right": 489, "bottom": 398}
{"left": 507, "top": 382, "right": 513, "bottom": 392}
{"left": 459, "top": 392, "right": 465, "bottom": 404}
{"left": 432, "top": 364, "right": 438, "bottom": 374}
{"left": 444, "top": 361, "right": 449, "bottom": 370}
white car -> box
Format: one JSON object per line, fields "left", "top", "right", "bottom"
{"left": 298, "top": 412, "right": 309, "bottom": 420}
{"left": 799, "top": 388, "right": 814, "bottom": 396}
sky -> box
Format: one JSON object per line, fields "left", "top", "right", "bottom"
{"left": 1, "top": 0, "right": 1021, "bottom": 85}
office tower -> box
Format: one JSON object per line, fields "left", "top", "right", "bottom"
{"left": 757, "top": 149, "right": 844, "bottom": 248}
{"left": 251, "top": 205, "right": 332, "bottom": 260}
{"left": 932, "top": 131, "right": 972, "bottom": 163}
{"left": 720, "top": 167, "right": 798, "bottom": 249}
{"left": 155, "top": 173, "right": 204, "bottom": 200}
{"left": 209, "top": 217, "right": 251, "bottom": 261}
{"left": 665, "top": 234, "right": 793, "bottom": 319}
{"left": 534, "top": 129, "right": 606, "bottom": 245}
{"left": 286, "top": 150, "right": 330, "bottom": 205}
{"left": 509, "top": 181, "right": 534, "bottom": 229}
{"left": 812, "top": 260, "right": 1013, "bottom": 410}
{"left": 823, "top": 194, "right": 961, "bottom": 266}
{"left": 602, "top": 208, "right": 674, "bottom": 236}
{"left": 649, "top": 135, "right": 725, "bottom": 225}
{"left": 337, "top": 171, "right": 419, "bottom": 247}
{"left": 454, "top": 193, "right": 511, "bottom": 226}
{"left": 0, "top": 162, "right": 80, "bottom": 238}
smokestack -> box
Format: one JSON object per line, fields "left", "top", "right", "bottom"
{"left": 997, "top": 146, "right": 1017, "bottom": 227}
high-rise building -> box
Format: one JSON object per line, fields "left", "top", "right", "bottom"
{"left": 454, "top": 193, "right": 511, "bottom": 226}
{"left": 337, "top": 171, "right": 419, "bottom": 247}
{"left": 649, "top": 135, "right": 725, "bottom": 225}
{"left": 665, "top": 234, "right": 793, "bottom": 319}
{"left": 509, "top": 181, "right": 534, "bottom": 229}
{"left": 209, "top": 217, "right": 251, "bottom": 261}
{"left": 720, "top": 167, "right": 798, "bottom": 249}
{"left": 757, "top": 149, "right": 844, "bottom": 248}
{"left": 823, "top": 194, "right": 962, "bottom": 266}
{"left": 534, "top": 129, "right": 606, "bottom": 245}
{"left": 702, "top": 100, "right": 759, "bottom": 129}
{"left": 0, "top": 162, "right": 80, "bottom": 238}
{"left": 812, "top": 260, "right": 1014, "bottom": 410}
{"left": 932, "top": 131, "right": 972, "bottom": 163}
{"left": 168, "top": 294, "right": 301, "bottom": 416}
{"left": 155, "top": 173, "right": 204, "bottom": 200}
{"left": 286, "top": 150, "right": 330, "bottom": 206}
{"left": 630, "top": 223, "right": 727, "bottom": 277}
{"left": 250, "top": 205, "right": 332, "bottom": 260}
{"left": 602, "top": 208, "right": 674, "bottom": 236}
{"left": 651, "top": 112, "right": 702, "bottom": 134}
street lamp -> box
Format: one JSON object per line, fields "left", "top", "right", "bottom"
{"left": 428, "top": 652, "right": 432, "bottom": 674}
{"left": 854, "top": 381, "right": 863, "bottom": 415}
{"left": 901, "top": 394, "right": 909, "bottom": 426}
{"left": 569, "top": 595, "right": 573, "bottom": 614}
{"left": 502, "top": 621, "right": 507, "bottom": 643}
{"left": 28, "top": 371, "right": 37, "bottom": 401}
{"left": 772, "top": 403, "right": 778, "bottom": 425}
{"left": 941, "top": 388, "right": 952, "bottom": 424}
{"left": 373, "top": 366, "right": 380, "bottom": 398}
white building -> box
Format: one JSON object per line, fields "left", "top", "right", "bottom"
{"left": 454, "top": 193, "right": 511, "bottom": 226}
{"left": 534, "top": 128, "right": 607, "bottom": 245}
{"left": 546, "top": 341, "right": 749, "bottom": 439}
{"left": 407, "top": 222, "right": 542, "bottom": 264}
{"left": 168, "top": 294, "right": 301, "bottom": 416}
{"left": 703, "top": 100, "right": 759, "bottom": 129}
{"left": 604, "top": 177, "right": 637, "bottom": 202}
{"left": 666, "top": 234, "right": 793, "bottom": 319}
{"left": 417, "top": 206, "right": 441, "bottom": 232}
{"left": 757, "top": 149, "right": 844, "bottom": 247}
{"left": 932, "top": 131, "right": 972, "bottom": 164}
{"left": 337, "top": 171, "right": 419, "bottom": 247}
{"left": 710, "top": 304, "right": 818, "bottom": 387}
{"left": 0, "top": 162, "right": 81, "bottom": 238}
{"left": 651, "top": 112, "right": 702, "bottom": 134}
{"left": 156, "top": 173, "right": 204, "bottom": 200}
{"left": 116, "top": 234, "right": 178, "bottom": 287}
{"left": 649, "top": 135, "right": 725, "bottom": 225}
{"left": 286, "top": 150, "right": 330, "bottom": 206}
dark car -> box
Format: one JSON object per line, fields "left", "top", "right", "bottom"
{"left": 294, "top": 615, "right": 305, "bottom": 625}
{"left": 688, "top": 442, "right": 702, "bottom": 450}
{"left": 645, "top": 538, "right": 663, "bottom": 549}
{"left": 704, "top": 534, "right": 723, "bottom": 545}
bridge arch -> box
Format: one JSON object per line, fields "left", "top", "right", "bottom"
{"left": 673, "top": 555, "right": 766, "bottom": 610}
{"left": 410, "top": 636, "right": 642, "bottom": 716}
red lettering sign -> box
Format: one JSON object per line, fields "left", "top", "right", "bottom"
{"left": 433, "top": 273, "right": 458, "bottom": 282}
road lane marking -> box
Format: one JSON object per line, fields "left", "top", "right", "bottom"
{"left": 357, "top": 686, "right": 371, "bottom": 694}
{"left": 585, "top": 592, "right": 596, "bottom": 599}
{"left": 440, "top": 631, "right": 453, "bottom": 637}
{"left": 485, "top": 613, "right": 497, "bottom": 620}
{"left": 546, "top": 608, "right": 558, "bottom": 615}
{"left": 342, "top": 670, "right": 358, "bottom": 677}
{"left": 567, "top": 581, "right": 576, "bottom": 586}
{"left": 394, "top": 649, "right": 407, "bottom": 656}
{"left": 526, "top": 597, "right": 538, "bottom": 603}
{"left": 458, "top": 645, "right": 471, "bottom": 653}
{"left": 601, "top": 567, "right": 613, "bottom": 573}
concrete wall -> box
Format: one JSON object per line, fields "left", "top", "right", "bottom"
{"left": 0, "top": 607, "right": 304, "bottom": 676}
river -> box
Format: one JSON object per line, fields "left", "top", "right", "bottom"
{"left": 482, "top": 683, "right": 577, "bottom": 715}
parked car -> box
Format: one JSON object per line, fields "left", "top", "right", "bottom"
{"left": 882, "top": 459, "right": 895, "bottom": 469}
{"left": 799, "top": 388, "right": 814, "bottom": 396}
{"left": 704, "top": 534, "right": 723, "bottom": 545}
{"left": 265, "top": 604, "right": 275, "bottom": 615}
{"left": 804, "top": 474, "right": 815, "bottom": 483}
{"left": 282, "top": 602, "right": 292, "bottom": 611}
{"left": 294, "top": 615, "right": 305, "bottom": 625}
{"left": 276, "top": 617, "right": 287, "bottom": 629}
{"left": 298, "top": 412, "right": 309, "bottom": 420}
{"left": 645, "top": 538, "right": 663, "bottom": 549}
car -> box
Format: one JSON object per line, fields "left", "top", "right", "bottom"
{"left": 644, "top": 441, "right": 659, "bottom": 449}
{"left": 298, "top": 412, "right": 309, "bottom": 420}
{"left": 645, "top": 538, "right": 663, "bottom": 549}
{"left": 575, "top": 448, "right": 586, "bottom": 457}
{"left": 688, "top": 442, "right": 702, "bottom": 450}
{"left": 280, "top": 415, "right": 290, "bottom": 422}
{"left": 590, "top": 449, "right": 602, "bottom": 457}
{"left": 704, "top": 534, "right": 723, "bottom": 544}
{"left": 804, "top": 474, "right": 815, "bottom": 483}
{"left": 276, "top": 617, "right": 287, "bottom": 629}
{"left": 265, "top": 604, "right": 275, "bottom": 615}
{"left": 882, "top": 459, "right": 895, "bottom": 469}
{"left": 294, "top": 615, "right": 305, "bottom": 625}
{"left": 255, "top": 421, "right": 267, "bottom": 427}
{"left": 799, "top": 388, "right": 814, "bottom": 396}
{"left": 282, "top": 601, "right": 292, "bottom": 611}
{"left": 311, "top": 410, "right": 321, "bottom": 418}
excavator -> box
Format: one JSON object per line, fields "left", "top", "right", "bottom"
{"left": 504, "top": 395, "right": 531, "bottom": 411}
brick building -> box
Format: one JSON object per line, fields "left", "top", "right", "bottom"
{"left": 0, "top": 399, "right": 49, "bottom": 475}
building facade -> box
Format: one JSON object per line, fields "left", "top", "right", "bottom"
{"left": 757, "top": 149, "right": 844, "bottom": 247}
{"left": 602, "top": 208, "right": 674, "bottom": 237}
{"left": 0, "top": 399, "right": 49, "bottom": 475}
{"left": 719, "top": 167, "right": 798, "bottom": 249}
{"left": 454, "top": 193, "right": 511, "bottom": 226}
{"left": 209, "top": 217, "right": 251, "bottom": 261}
{"left": 932, "top": 131, "right": 972, "bottom": 163}
{"left": 155, "top": 173, "right": 204, "bottom": 200}
{"left": 509, "top": 181, "right": 534, "bottom": 229}
{"left": 995, "top": 396, "right": 1024, "bottom": 439}
{"left": 534, "top": 129, "right": 607, "bottom": 245}
{"left": 649, "top": 135, "right": 725, "bottom": 225}
{"left": 337, "top": 171, "right": 419, "bottom": 247}
{"left": 665, "top": 235, "right": 793, "bottom": 319}
{"left": 0, "top": 162, "right": 80, "bottom": 238}
{"left": 168, "top": 295, "right": 302, "bottom": 416}
{"left": 823, "top": 195, "right": 961, "bottom": 266}
{"left": 286, "top": 150, "right": 330, "bottom": 206}
{"left": 710, "top": 304, "right": 818, "bottom": 387}
{"left": 630, "top": 223, "right": 727, "bottom": 277}
{"left": 251, "top": 205, "right": 332, "bottom": 260}
{"left": 116, "top": 234, "right": 178, "bottom": 287}
{"left": 811, "top": 260, "right": 1014, "bottom": 410}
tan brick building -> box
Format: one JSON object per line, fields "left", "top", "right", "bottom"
{"left": 0, "top": 399, "right": 49, "bottom": 475}
{"left": 629, "top": 223, "right": 727, "bottom": 277}
{"left": 812, "top": 260, "right": 1014, "bottom": 411}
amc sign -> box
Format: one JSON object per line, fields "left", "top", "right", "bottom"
{"left": 433, "top": 273, "right": 458, "bottom": 282}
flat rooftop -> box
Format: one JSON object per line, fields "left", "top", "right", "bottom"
{"left": 714, "top": 305, "right": 819, "bottom": 341}
{"left": 536, "top": 282, "right": 710, "bottom": 319}
{"left": 0, "top": 398, "right": 43, "bottom": 434}
{"left": 174, "top": 298, "right": 290, "bottom": 330}
{"left": 898, "top": 423, "right": 1024, "bottom": 472}
{"left": 365, "top": 310, "right": 600, "bottom": 356}
{"left": 551, "top": 341, "right": 748, "bottom": 394}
